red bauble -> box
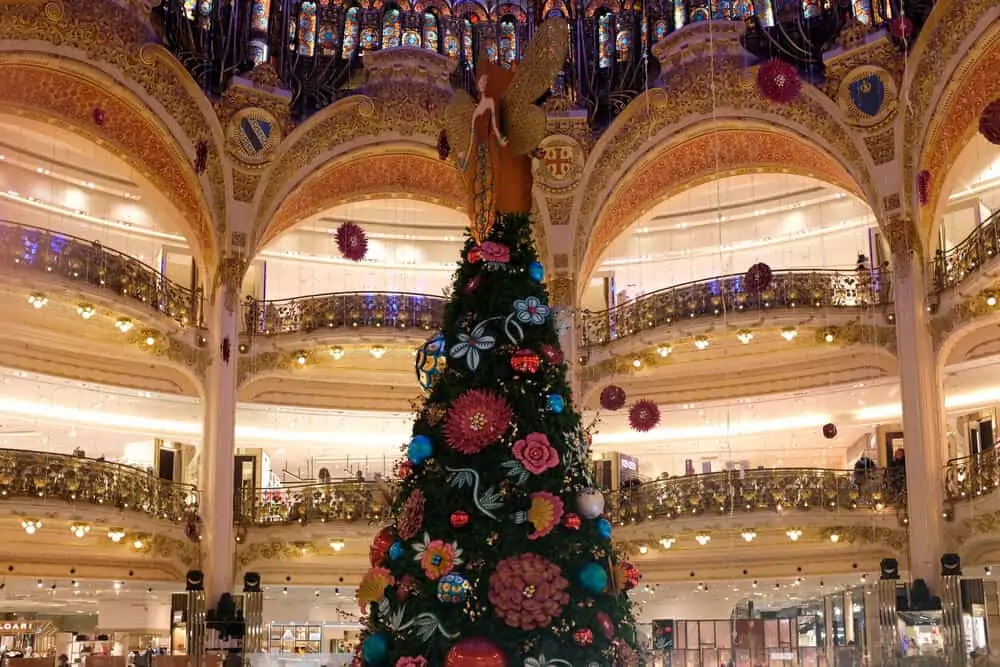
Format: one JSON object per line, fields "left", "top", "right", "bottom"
{"left": 540, "top": 344, "right": 564, "bottom": 365}
{"left": 563, "top": 513, "right": 581, "bottom": 530}
{"left": 369, "top": 526, "right": 395, "bottom": 566}
{"left": 980, "top": 99, "right": 1000, "bottom": 146}
{"left": 889, "top": 17, "right": 914, "bottom": 41}
{"left": 437, "top": 128, "right": 451, "bottom": 160}
{"left": 444, "top": 638, "right": 507, "bottom": 667}
{"left": 918, "top": 170, "right": 932, "bottom": 206}
{"left": 628, "top": 399, "right": 661, "bottom": 433}
{"left": 450, "top": 510, "right": 470, "bottom": 528}
{"left": 744, "top": 262, "right": 773, "bottom": 292}
{"left": 757, "top": 59, "right": 802, "bottom": 105}
{"left": 574, "top": 628, "right": 594, "bottom": 647}
{"left": 92, "top": 107, "right": 105, "bottom": 126}
{"left": 335, "top": 221, "right": 368, "bottom": 262}
{"left": 511, "top": 349, "right": 541, "bottom": 374}
{"left": 600, "top": 384, "right": 627, "bottom": 411}
{"left": 823, "top": 423, "right": 838, "bottom": 439}
{"left": 463, "top": 275, "right": 482, "bottom": 295}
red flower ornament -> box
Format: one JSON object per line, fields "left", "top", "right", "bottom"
{"left": 540, "top": 344, "right": 564, "bottom": 365}
{"left": 444, "top": 389, "right": 512, "bottom": 454}
{"left": 628, "top": 399, "right": 661, "bottom": 432}
{"left": 513, "top": 432, "right": 559, "bottom": 475}
{"left": 600, "top": 384, "right": 627, "bottom": 411}
{"left": 335, "top": 221, "right": 368, "bottom": 262}
{"left": 757, "top": 59, "right": 802, "bottom": 105}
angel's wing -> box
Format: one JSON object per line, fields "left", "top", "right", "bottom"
{"left": 502, "top": 17, "right": 570, "bottom": 153}
{"left": 441, "top": 88, "right": 476, "bottom": 166}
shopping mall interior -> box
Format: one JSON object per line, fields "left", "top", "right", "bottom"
{"left": 0, "top": 0, "right": 998, "bottom": 664}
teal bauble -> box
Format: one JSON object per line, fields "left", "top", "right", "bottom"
{"left": 528, "top": 261, "right": 545, "bottom": 282}
{"left": 547, "top": 394, "right": 565, "bottom": 413}
{"left": 361, "top": 633, "right": 389, "bottom": 664}
{"left": 436, "top": 573, "right": 472, "bottom": 603}
{"left": 579, "top": 562, "right": 609, "bottom": 594}
{"left": 407, "top": 435, "right": 433, "bottom": 464}
{"left": 389, "top": 541, "right": 404, "bottom": 560}
{"left": 597, "top": 517, "right": 612, "bottom": 539}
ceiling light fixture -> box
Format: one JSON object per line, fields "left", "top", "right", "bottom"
{"left": 132, "top": 535, "right": 147, "bottom": 550}
{"left": 694, "top": 335, "right": 710, "bottom": 350}
{"left": 329, "top": 539, "right": 346, "bottom": 552}
{"left": 329, "top": 346, "right": 345, "bottom": 360}
{"left": 70, "top": 522, "right": 90, "bottom": 538}
{"left": 144, "top": 335, "right": 157, "bottom": 346}
{"left": 695, "top": 532, "right": 711, "bottom": 546}
{"left": 656, "top": 345, "right": 672, "bottom": 358}
{"left": 987, "top": 293, "right": 997, "bottom": 307}
{"left": 829, "top": 532, "right": 841, "bottom": 543}
{"left": 659, "top": 537, "right": 675, "bottom": 550}
{"left": 741, "top": 529, "right": 757, "bottom": 542}
{"left": 76, "top": 304, "right": 96, "bottom": 320}
{"left": 295, "top": 352, "right": 308, "bottom": 366}
{"left": 21, "top": 519, "right": 41, "bottom": 535}
{"left": 115, "top": 318, "right": 134, "bottom": 333}
{"left": 824, "top": 329, "right": 836, "bottom": 344}
{"left": 27, "top": 293, "right": 47, "bottom": 309}
{"left": 786, "top": 528, "right": 803, "bottom": 542}
{"left": 370, "top": 345, "right": 387, "bottom": 360}
{"left": 107, "top": 527, "right": 126, "bottom": 543}
{"left": 780, "top": 327, "right": 798, "bottom": 341}
{"left": 736, "top": 329, "right": 754, "bottom": 345}
{"left": 631, "top": 357, "right": 642, "bottom": 368}
{"left": 638, "top": 544, "right": 648, "bottom": 555}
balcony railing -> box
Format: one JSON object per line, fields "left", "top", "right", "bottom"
{"left": 238, "top": 466, "right": 899, "bottom": 528}
{"left": 579, "top": 268, "right": 887, "bottom": 347}
{"left": 0, "top": 219, "right": 201, "bottom": 327}
{"left": 0, "top": 448, "right": 199, "bottom": 522}
{"left": 944, "top": 449, "right": 1000, "bottom": 502}
{"left": 242, "top": 292, "right": 446, "bottom": 336}
{"left": 934, "top": 209, "right": 1000, "bottom": 292}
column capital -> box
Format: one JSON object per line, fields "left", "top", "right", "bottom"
{"left": 885, "top": 215, "right": 922, "bottom": 261}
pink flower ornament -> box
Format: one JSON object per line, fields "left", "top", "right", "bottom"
{"left": 513, "top": 432, "right": 560, "bottom": 475}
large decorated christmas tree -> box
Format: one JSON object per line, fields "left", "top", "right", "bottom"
{"left": 354, "top": 18, "right": 643, "bottom": 667}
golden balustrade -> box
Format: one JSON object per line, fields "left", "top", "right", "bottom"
{"left": 241, "top": 292, "right": 446, "bottom": 336}
{"left": 944, "top": 449, "right": 1000, "bottom": 502}
{"left": 0, "top": 448, "right": 199, "bottom": 522}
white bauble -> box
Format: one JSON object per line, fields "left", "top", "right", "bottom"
{"left": 577, "top": 487, "right": 605, "bottom": 519}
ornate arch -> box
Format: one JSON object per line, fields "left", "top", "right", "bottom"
{"left": 910, "top": 2, "right": 1000, "bottom": 245}
{"left": 258, "top": 149, "right": 467, "bottom": 250}
{"left": 576, "top": 124, "right": 868, "bottom": 292}
{"left": 0, "top": 0, "right": 227, "bottom": 271}
{"left": 572, "top": 41, "right": 876, "bottom": 296}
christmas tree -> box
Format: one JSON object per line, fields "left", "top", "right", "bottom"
{"left": 354, "top": 18, "right": 643, "bottom": 667}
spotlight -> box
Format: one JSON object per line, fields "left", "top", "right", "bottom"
{"left": 369, "top": 345, "right": 387, "bottom": 359}
{"left": 824, "top": 329, "right": 836, "bottom": 344}
{"left": 736, "top": 329, "right": 754, "bottom": 345}
{"left": 295, "top": 352, "right": 308, "bottom": 366}
{"left": 780, "top": 327, "right": 798, "bottom": 341}
{"left": 20, "top": 519, "right": 41, "bottom": 535}
{"left": 329, "top": 539, "right": 345, "bottom": 553}
{"left": 631, "top": 357, "right": 642, "bottom": 368}
{"left": 695, "top": 533, "right": 711, "bottom": 546}
{"left": 694, "top": 335, "right": 710, "bottom": 350}
{"left": 656, "top": 345, "right": 672, "bottom": 358}
{"left": 70, "top": 523, "right": 90, "bottom": 538}
{"left": 107, "top": 527, "right": 126, "bottom": 543}
{"left": 27, "top": 294, "right": 48, "bottom": 309}
{"left": 786, "top": 528, "right": 803, "bottom": 541}
{"left": 76, "top": 304, "right": 96, "bottom": 320}
{"left": 829, "top": 532, "right": 841, "bottom": 543}
{"left": 115, "top": 318, "right": 134, "bottom": 333}
{"left": 329, "top": 346, "right": 345, "bottom": 360}
{"left": 638, "top": 544, "right": 648, "bottom": 555}
{"left": 988, "top": 293, "right": 997, "bottom": 307}
{"left": 659, "top": 537, "right": 675, "bottom": 550}
{"left": 741, "top": 529, "right": 757, "bottom": 542}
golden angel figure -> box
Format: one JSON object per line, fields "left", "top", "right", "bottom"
{"left": 442, "top": 18, "right": 570, "bottom": 244}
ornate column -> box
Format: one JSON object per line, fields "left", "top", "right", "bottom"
{"left": 886, "top": 217, "right": 947, "bottom": 591}
{"left": 200, "top": 227, "right": 249, "bottom": 606}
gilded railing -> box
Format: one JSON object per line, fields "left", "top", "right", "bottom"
{"left": 0, "top": 220, "right": 201, "bottom": 327}
{"left": 944, "top": 450, "right": 1000, "bottom": 502}
{"left": 0, "top": 448, "right": 199, "bottom": 521}
{"left": 242, "top": 292, "right": 446, "bottom": 336}
{"left": 934, "top": 209, "right": 1000, "bottom": 292}
{"left": 240, "top": 467, "right": 899, "bottom": 527}
{"left": 579, "top": 269, "right": 889, "bottom": 347}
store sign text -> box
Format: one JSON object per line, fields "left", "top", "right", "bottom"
{"left": 0, "top": 623, "right": 33, "bottom": 632}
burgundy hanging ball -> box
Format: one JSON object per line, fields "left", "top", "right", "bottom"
{"left": 822, "top": 423, "right": 838, "bottom": 439}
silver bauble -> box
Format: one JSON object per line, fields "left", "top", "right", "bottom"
{"left": 577, "top": 487, "right": 605, "bottom": 519}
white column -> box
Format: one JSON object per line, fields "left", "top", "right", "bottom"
{"left": 200, "top": 282, "right": 240, "bottom": 605}
{"left": 892, "top": 248, "right": 947, "bottom": 591}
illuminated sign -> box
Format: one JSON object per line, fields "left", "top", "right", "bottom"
{"left": 0, "top": 622, "right": 33, "bottom": 632}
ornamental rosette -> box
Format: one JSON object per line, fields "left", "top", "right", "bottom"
{"left": 444, "top": 389, "right": 513, "bottom": 454}
{"left": 488, "top": 552, "right": 570, "bottom": 630}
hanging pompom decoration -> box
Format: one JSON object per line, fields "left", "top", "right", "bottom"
{"left": 628, "top": 399, "right": 661, "bottom": 433}
{"left": 756, "top": 59, "right": 802, "bottom": 105}
{"left": 918, "top": 170, "right": 932, "bottom": 206}
{"left": 979, "top": 99, "right": 1000, "bottom": 146}
{"left": 600, "top": 384, "right": 627, "bottom": 411}
{"left": 335, "top": 221, "right": 368, "bottom": 262}
{"left": 889, "top": 17, "right": 914, "bottom": 42}
{"left": 823, "top": 423, "right": 838, "bottom": 439}
{"left": 92, "top": 107, "right": 106, "bottom": 127}
{"left": 744, "top": 262, "right": 773, "bottom": 292}
{"left": 437, "top": 128, "right": 451, "bottom": 160}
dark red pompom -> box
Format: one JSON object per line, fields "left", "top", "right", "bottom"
{"left": 757, "top": 59, "right": 801, "bottom": 105}
{"left": 335, "top": 221, "right": 368, "bottom": 262}
{"left": 600, "top": 385, "right": 627, "bottom": 411}
{"left": 628, "top": 399, "right": 661, "bottom": 433}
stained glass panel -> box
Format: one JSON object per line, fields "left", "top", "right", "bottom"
{"left": 183, "top": 0, "right": 197, "bottom": 20}
{"left": 654, "top": 18, "right": 668, "bottom": 39}
{"left": 342, "top": 6, "right": 360, "bottom": 58}
{"left": 484, "top": 37, "right": 498, "bottom": 63}
{"left": 297, "top": 1, "right": 317, "bottom": 56}
{"left": 198, "top": 0, "right": 212, "bottom": 16}
{"left": 673, "top": 0, "right": 686, "bottom": 28}
{"left": 615, "top": 28, "right": 631, "bottom": 62}
{"left": 318, "top": 22, "right": 337, "bottom": 55}
{"left": 251, "top": 0, "right": 270, "bottom": 32}
{"left": 733, "top": 0, "right": 754, "bottom": 16}
{"left": 423, "top": 12, "right": 439, "bottom": 51}
{"left": 499, "top": 19, "right": 517, "bottom": 67}
{"left": 361, "top": 27, "right": 377, "bottom": 49}
{"left": 382, "top": 8, "right": 401, "bottom": 48}
{"left": 852, "top": 0, "right": 872, "bottom": 23}
{"left": 597, "top": 12, "right": 612, "bottom": 68}
{"left": 444, "top": 30, "right": 459, "bottom": 59}
{"left": 461, "top": 19, "right": 473, "bottom": 63}
{"left": 802, "top": 0, "right": 821, "bottom": 18}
